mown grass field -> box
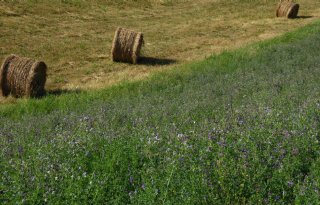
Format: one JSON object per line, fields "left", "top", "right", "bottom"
{"left": 0, "top": 0, "right": 320, "bottom": 105}
{"left": 0, "top": 19, "right": 320, "bottom": 204}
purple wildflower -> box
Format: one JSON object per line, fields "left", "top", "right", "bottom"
{"left": 287, "top": 181, "right": 294, "bottom": 187}
{"left": 129, "top": 176, "right": 134, "bottom": 184}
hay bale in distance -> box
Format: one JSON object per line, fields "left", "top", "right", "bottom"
{"left": 276, "top": 0, "right": 299, "bottom": 18}
{"left": 111, "top": 27, "right": 144, "bottom": 64}
{"left": 0, "top": 54, "right": 47, "bottom": 98}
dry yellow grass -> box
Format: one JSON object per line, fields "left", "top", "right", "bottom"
{"left": 0, "top": 0, "right": 319, "bottom": 103}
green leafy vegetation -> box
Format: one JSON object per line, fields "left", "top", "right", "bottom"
{"left": 0, "top": 21, "right": 320, "bottom": 204}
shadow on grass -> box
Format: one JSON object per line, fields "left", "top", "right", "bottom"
{"left": 46, "top": 88, "right": 82, "bottom": 96}
{"left": 296, "top": 16, "right": 313, "bottom": 19}
{"left": 0, "top": 89, "right": 81, "bottom": 100}
{"left": 139, "top": 57, "right": 177, "bottom": 66}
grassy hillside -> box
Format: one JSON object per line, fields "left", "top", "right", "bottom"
{"left": 1, "top": 0, "right": 319, "bottom": 102}
{"left": 1, "top": 21, "right": 320, "bottom": 204}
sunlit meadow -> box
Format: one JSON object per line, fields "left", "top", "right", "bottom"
{"left": 0, "top": 20, "right": 320, "bottom": 204}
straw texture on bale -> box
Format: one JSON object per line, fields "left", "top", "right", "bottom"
{"left": 111, "top": 27, "right": 143, "bottom": 64}
{"left": 0, "top": 55, "right": 47, "bottom": 98}
{"left": 276, "top": 0, "right": 299, "bottom": 18}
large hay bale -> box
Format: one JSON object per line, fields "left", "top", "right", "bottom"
{"left": 111, "top": 27, "right": 143, "bottom": 64}
{"left": 0, "top": 55, "right": 47, "bottom": 98}
{"left": 276, "top": 0, "right": 299, "bottom": 18}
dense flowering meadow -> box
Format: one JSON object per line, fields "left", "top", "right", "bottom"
{"left": 1, "top": 23, "right": 320, "bottom": 204}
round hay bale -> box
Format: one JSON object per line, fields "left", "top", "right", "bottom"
{"left": 276, "top": 0, "right": 299, "bottom": 18}
{"left": 0, "top": 55, "right": 47, "bottom": 98}
{"left": 111, "top": 27, "right": 144, "bottom": 64}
